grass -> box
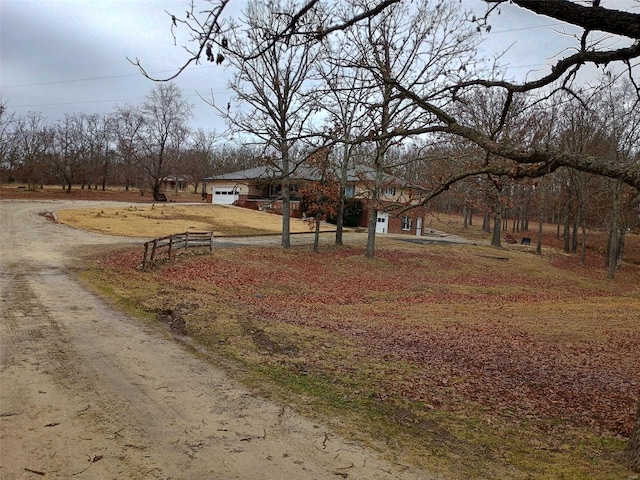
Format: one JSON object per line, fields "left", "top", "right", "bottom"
{"left": 56, "top": 204, "right": 334, "bottom": 237}
{"left": 8, "top": 185, "right": 638, "bottom": 476}
{"left": 79, "top": 227, "right": 640, "bottom": 480}
{"left": 31, "top": 187, "right": 637, "bottom": 479}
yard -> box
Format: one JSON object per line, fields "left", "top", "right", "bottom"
{"left": 77, "top": 206, "right": 640, "bottom": 480}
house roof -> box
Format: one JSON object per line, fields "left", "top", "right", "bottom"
{"left": 203, "top": 163, "right": 313, "bottom": 182}
{"left": 204, "top": 162, "right": 404, "bottom": 185}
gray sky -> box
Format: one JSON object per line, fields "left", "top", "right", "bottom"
{"left": 1, "top": 1, "right": 636, "bottom": 134}
{"left": 1, "top": 0, "right": 241, "bottom": 132}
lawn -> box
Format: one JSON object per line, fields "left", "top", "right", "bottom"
{"left": 82, "top": 225, "right": 640, "bottom": 480}
{"left": 55, "top": 203, "right": 331, "bottom": 237}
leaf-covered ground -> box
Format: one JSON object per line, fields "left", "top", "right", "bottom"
{"left": 92, "top": 236, "right": 640, "bottom": 478}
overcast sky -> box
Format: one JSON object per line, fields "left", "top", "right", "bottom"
{"left": 1, "top": 1, "right": 636, "bottom": 134}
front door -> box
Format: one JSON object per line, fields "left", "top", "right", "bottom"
{"left": 376, "top": 212, "right": 389, "bottom": 234}
{"left": 416, "top": 217, "right": 423, "bottom": 236}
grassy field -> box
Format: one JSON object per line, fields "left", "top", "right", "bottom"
{"left": 69, "top": 202, "right": 640, "bottom": 480}
{"left": 56, "top": 203, "right": 332, "bottom": 237}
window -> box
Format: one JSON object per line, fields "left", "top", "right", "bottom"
{"left": 384, "top": 186, "right": 396, "bottom": 196}
{"left": 345, "top": 185, "right": 356, "bottom": 198}
{"left": 401, "top": 216, "right": 412, "bottom": 231}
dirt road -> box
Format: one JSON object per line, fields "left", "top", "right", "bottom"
{"left": 0, "top": 200, "right": 428, "bottom": 480}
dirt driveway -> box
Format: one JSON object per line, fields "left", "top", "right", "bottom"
{"left": 0, "top": 200, "right": 428, "bottom": 480}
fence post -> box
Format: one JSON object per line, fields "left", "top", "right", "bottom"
{"left": 151, "top": 238, "right": 158, "bottom": 262}
{"left": 142, "top": 242, "right": 149, "bottom": 268}
{"left": 143, "top": 231, "right": 213, "bottom": 269}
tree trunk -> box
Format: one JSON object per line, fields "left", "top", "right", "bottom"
{"left": 482, "top": 211, "right": 491, "bottom": 232}
{"left": 621, "top": 401, "right": 640, "bottom": 472}
{"left": 608, "top": 184, "right": 620, "bottom": 279}
{"left": 335, "top": 186, "right": 345, "bottom": 247}
{"left": 281, "top": 146, "right": 291, "bottom": 249}
{"left": 536, "top": 205, "right": 544, "bottom": 255}
{"left": 313, "top": 217, "right": 321, "bottom": 253}
{"left": 491, "top": 211, "right": 502, "bottom": 247}
{"left": 579, "top": 206, "right": 587, "bottom": 266}
{"left": 617, "top": 230, "right": 626, "bottom": 270}
{"left": 563, "top": 212, "right": 571, "bottom": 253}
{"left": 365, "top": 208, "right": 377, "bottom": 259}
{"left": 571, "top": 216, "right": 579, "bottom": 253}
{"left": 523, "top": 192, "right": 530, "bottom": 231}
{"left": 282, "top": 181, "right": 291, "bottom": 249}
{"left": 335, "top": 153, "right": 349, "bottom": 247}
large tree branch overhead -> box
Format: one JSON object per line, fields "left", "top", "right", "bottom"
{"left": 140, "top": 0, "right": 640, "bottom": 193}
{"left": 486, "top": 0, "right": 640, "bottom": 39}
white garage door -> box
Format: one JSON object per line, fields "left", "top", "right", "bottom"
{"left": 212, "top": 187, "right": 239, "bottom": 204}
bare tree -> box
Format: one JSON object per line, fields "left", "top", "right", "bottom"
{"left": 600, "top": 79, "right": 640, "bottom": 279}
{"left": 313, "top": 27, "right": 371, "bottom": 246}
{"left": 6, "top": 112, "right": 51, "bottom": 188}
{"left": 340, "top": 0, "right": 479, "bottom": 257}
{"left": 223, "top": 0, "right": 321, "bottom": 248}
{"left": 50, "top": 114, "right": 87, "bottom": 193}
{"left": 113, "top": 106, "right": 145, "bottom": 192}
{"left": 82, "top": 113, "right": 115, "bottom": 191}
{"left": 124, "top": 0, "right": 639, "bottom": 197}
{"left": 185, "top": 128, "right": 219, "bottom": 194}
{"left": 137, "top": 83, "right": 193, "bottom": 200}
{"left": 0, "top": 100, "right": 19, "bottom": 182}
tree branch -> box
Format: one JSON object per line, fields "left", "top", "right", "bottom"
{"left": 454, "top": 42, "right": 640, "bottom": 94}
{"left": 486, "top": 0, "right": 640, "bottom": 39}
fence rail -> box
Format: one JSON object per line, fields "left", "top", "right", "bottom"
{"left": 142, "top": 231, "right": 213, "bottom": 268}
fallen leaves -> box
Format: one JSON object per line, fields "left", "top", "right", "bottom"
{"left": 96, "top": 243, "right": 640, "bottom": 436}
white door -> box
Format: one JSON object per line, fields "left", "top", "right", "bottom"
{"left": 212, "top": 186, "right": 239, "bottom": 204}
{"left": 416, "top": 217, "right": 423, "bottom": 236}
{"left": 376, "top": 212, "right": 389, "bottom": 234}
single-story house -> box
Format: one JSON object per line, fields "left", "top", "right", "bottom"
{"left": 202, "top": 163, "right": 428, "bottom": 235}
{"left": 160, "top": 175, "right": 190, "bottom": 193}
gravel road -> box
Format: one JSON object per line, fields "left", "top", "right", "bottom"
{"left": 0, "top": 200, "right": 429, "bottom": 480}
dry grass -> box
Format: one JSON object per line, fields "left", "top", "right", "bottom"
{"left": 56, "top": 204, "right": 333, "bottom": 237}
{"left": 34, "top": 191, "right": 639, "bottom": 479}
{"left": 80, "top": 228, "right": 640, "bottom": 480}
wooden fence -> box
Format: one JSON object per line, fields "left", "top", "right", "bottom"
{"left": 142, "top": 231, "right": 214, "bottom": 268}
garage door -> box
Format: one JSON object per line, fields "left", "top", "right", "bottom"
{"left": 212, "top": 187, "right": 239, "bottom": 204}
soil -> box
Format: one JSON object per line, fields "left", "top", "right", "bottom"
{"left": 0, "top": 199, "right": 429, "bottom": 480}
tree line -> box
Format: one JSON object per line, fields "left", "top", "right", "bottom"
{"left": 0, "top": 85, "right": 262, "bottom": 200}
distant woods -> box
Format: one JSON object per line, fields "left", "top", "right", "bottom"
{"left": 0, "top": 79, "right": 638, "bottom": 272}
{"left": 0, "top": 85, "right": 263, "bottom": 199}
